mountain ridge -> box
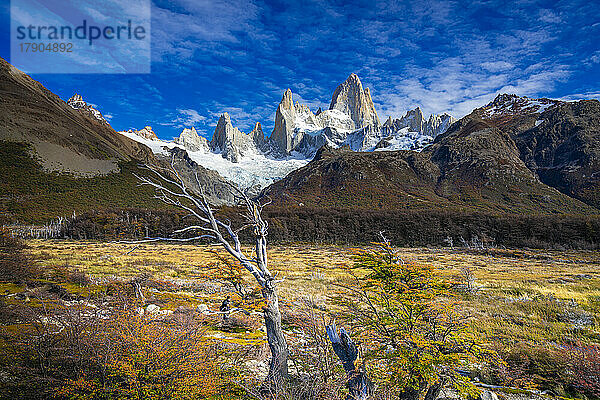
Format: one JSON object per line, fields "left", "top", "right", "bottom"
{"left": 0, "top": 57, "right": 156, "bottom": 176}
{"left": 263, "top": 94, "right": 600, "bottom": 215}
{"left": 2, "top": 56, "right": 599, "bottom": 223}
{"left": 124, "top": 73, "right": 457, "bottom": 162}
{"left": 117, "top": 73, "right": 459, "bottom": 191}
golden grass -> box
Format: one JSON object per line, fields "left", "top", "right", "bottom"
{"left": 27, "top": 240, "right": 600, "bottom": 303}
{"left": 23, "top": 240, "right": 600, "bottom": 345}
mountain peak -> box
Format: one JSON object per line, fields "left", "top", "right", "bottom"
{"left": 175, "top": 127, "right": 208, "bottom": 152}
{"left": 251, "top": 121, "right": 267, "bottom": 150}
{"left": 68, "top": 93, "right": 84, "bottom": 105}
{"left": 329, "top": 73, "right": 380, "bottom": 129}
{"left": 125, "top": 126, "right": 158, "bottom": 140}
{"left": 271, "top": 88, "right": 299, "bottom": 154}
{"left": 210, "top": 112, "right": 253, "bottom": 162}
{"left": 67, "top": 93, "right": 107, "bottom": 123}
{"left": 481, "top": 93, "right": 561, "bottom": 118}
{"left": 490, "top": 93, "right": 520, "bottom": 107}
{"left": 346, "top": 73, "right": 361, "bottom": 85}
{"left": 280, "top": 89, "right": 294, "bottom": 111}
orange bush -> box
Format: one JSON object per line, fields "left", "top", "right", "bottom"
{"left": 55, "top": 311, "right": 231, "bottom": 400}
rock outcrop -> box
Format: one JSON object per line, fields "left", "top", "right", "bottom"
{"left": 210, "top": 113, "right": 254, "bottom": 162}
{"left": 270, "top": 89, "right": 298, "bottom": 154}
{"left": 425, "top": 113, "right": 456, "bottom": 137}
{"left": 165, "top": 147, "right": 237, "bottom": 205}
{"left": 175, "top": 127, "right": 209, "bottom": 152}
{"left": 329, "top": 73, "right": 380, "bottom": 129}
{"left": 250, "top": 122, "right": 267, "bottom": 150}
{"left": 67, "top": 93, "right": 107, "bottom": 123}
{"left": 127, "top": 126, "right": 159, "bottom": 141}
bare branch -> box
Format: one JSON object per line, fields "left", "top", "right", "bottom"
{"left": 133, "top": 162, "right": 274, "bottom": 289}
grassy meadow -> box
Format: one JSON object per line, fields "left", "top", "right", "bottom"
{"left": 24, "top": 240, "right": 600, "bottom": 309}
{"left": 2, "top": 239, "right": 599, "bottom": 399}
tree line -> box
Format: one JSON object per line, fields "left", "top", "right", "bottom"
{"left": 56, "top": 207, "right": 600, "bottom": 249}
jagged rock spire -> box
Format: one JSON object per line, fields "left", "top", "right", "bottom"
{"left": 329, "top": 73, "right": 380, "bottom": 129}
{"left": 67, "top": 93, "right": 107, "bottom": 123}
{"left": 251, "top": 121, "right": 267, "bottom": 150}
{"left": 175, "top": 126, "right": 208, "bottom": 152}
{"left": 210, "top": 113, "right": 252, "bottom": 162}
{"left": 271, "top": 89, "right": 298, "bottom": 154}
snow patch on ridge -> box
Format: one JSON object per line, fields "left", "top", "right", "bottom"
{"left": 120, "top": 131, "right": 308, "bottom": 190}
{"left": 482, "top": 94, "right": 560, "bottom": 118}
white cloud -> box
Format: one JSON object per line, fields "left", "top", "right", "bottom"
{"left": 151, "top": 0, "right": 259, "bottom": 62}
{"left": 555, "top": 92, "right": 600, "bottom": 102}
{"left": 538, "top": 9, "right": 562, "bottom": 24}
{"left": 170, "top": 108, "right": 206, "bottom": 128}
{"left": 481, "top": 61, "right": 514, "bottom": 73}
{"left": 373, "top": 57, "right": 570, "bottom": 119}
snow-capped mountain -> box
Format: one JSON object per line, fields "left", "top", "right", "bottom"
{"left": 377, "top": 109, "right": 456, "bottom": 151}
{"left": 210, "top": 113, "right": 267, "bottom": 162}
{"left": 478, "top": 93, "right": 560, "bottom": 118}
{"left": 268, "top": 73, "right": 455, "bottom": 156}
{"left": 120, "top": 126, "right": 308, "bottom": 191}
{"left": 119, "top": 73, "right": 457, "bottom": 191}
{"left": 174, "top": 127, "right": 208, "bottom": 152}
{"left": 67, "top": 94, "right": 107, "bottom": 123}
{"left": 123, "top": 126, "right": 159, "bottom": 141}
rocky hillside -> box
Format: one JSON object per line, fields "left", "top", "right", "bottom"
{"left": 474, "top": 94, "right": 600, "bottom": 208}
{"left": 0, "top": 57, "right": 155, "bottom": 176}
{"left": 263, "top": 95, "right": 600, "bottom": 215}
{"left": 0, "top": 58, "right": 235, "bottom": 222}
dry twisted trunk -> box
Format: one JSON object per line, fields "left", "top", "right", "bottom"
{"left": 326, "top": 321, "right": 373, "bottom": 400}
{"left": 134, "top": 158, "right": 289, "bottom": 383}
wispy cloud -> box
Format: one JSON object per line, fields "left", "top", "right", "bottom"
{"left": 175, "top": 108, "right": 206, "bottom": 125}
{"left": 8, "top": 0, "right": 597, "bottom": 138}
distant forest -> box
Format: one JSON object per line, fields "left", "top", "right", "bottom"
{"left": 56, "top": 207, "right": 600, "bottom": 250}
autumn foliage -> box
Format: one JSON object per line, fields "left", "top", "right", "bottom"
{"left": 334, "top": 241, "right": 497, "bottom": 399}
{"left": 56, "top": 311, "right": 227, "bottom": 400}
{"left": 0, "top": 292, "right": 234, "bottom": 400}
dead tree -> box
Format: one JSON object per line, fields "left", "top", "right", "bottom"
{"left": 134, "top": 160, "right": 288, "bottom": 383}
{"left": 326, "top": 321, "right": 373, "bottom": 400}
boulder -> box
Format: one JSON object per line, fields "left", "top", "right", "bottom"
{"left": 479, "top": 389, "right": 499, "bottom": 400}
{"left": 196, "top": 304, "right": 210, "bottom": 314}
{"left": 145, "top": 304, "right": 160, "bottom": 314}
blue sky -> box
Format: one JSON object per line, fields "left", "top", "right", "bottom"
{"left": 1, "top": 0, "right": 599, "bottom": 140}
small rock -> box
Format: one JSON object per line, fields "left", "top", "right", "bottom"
{"left": 146, "top": 304, "right": 160, "bottom": 314}
{"left": 196, "top": 304, "right": 210, "bottom": 314}
{"left": 479, "top": 390, "right": 498, "bottom": 400}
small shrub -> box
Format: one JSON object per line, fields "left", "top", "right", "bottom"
{"left": 67, "top": 269, "right": 92, "bottom": 286}
{"left": 0, "top": 228, "right": 39, "bottom": 283}
{"left": 565, "top": 342, "right": 600, "bottom": 399}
